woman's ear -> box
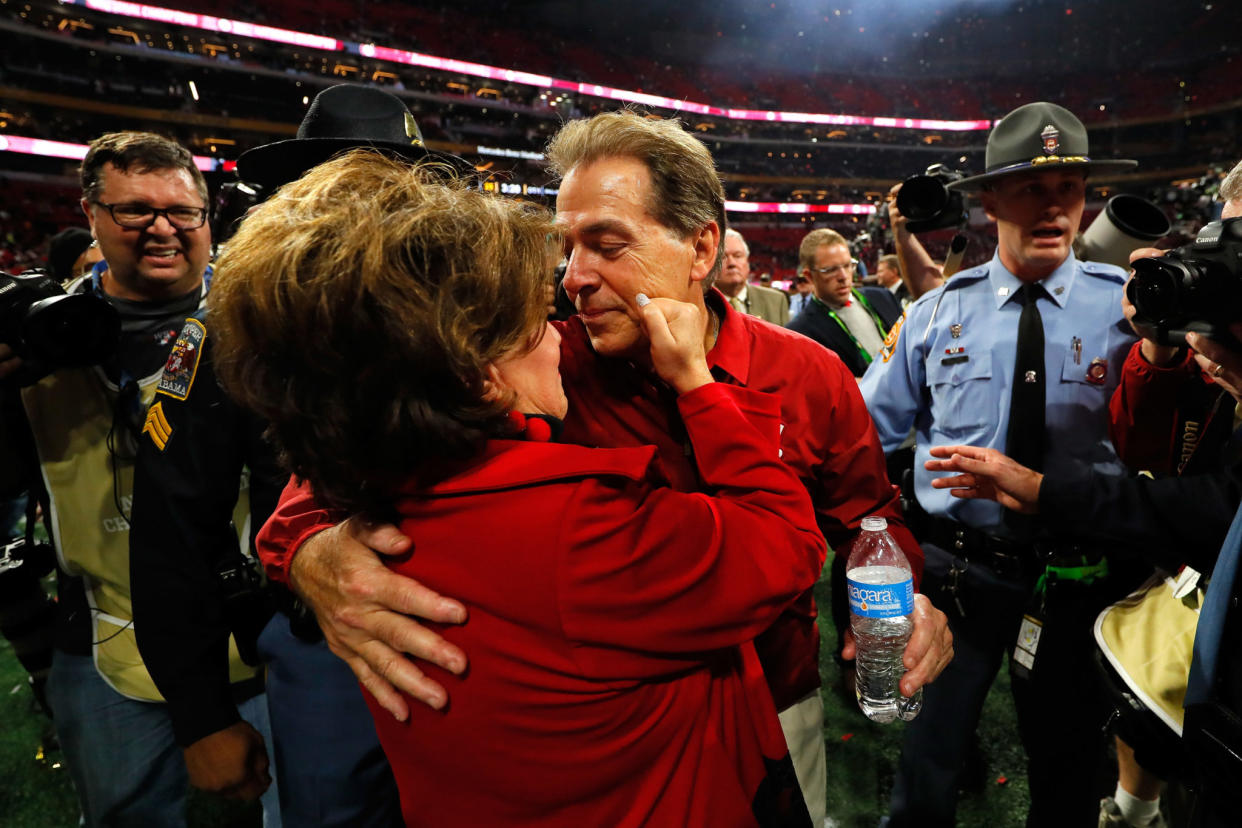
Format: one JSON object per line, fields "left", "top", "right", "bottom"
{"left": 482, "top": 362, "right": 506, "bottom": 403}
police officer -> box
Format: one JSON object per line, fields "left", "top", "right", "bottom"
{"left": 859, "top": 101, "right": 1143, "bottom": 827}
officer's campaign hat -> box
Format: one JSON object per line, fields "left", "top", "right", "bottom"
{"left": 948, "top": 102, "right": 1137, "bottom": 192}
{"left": 237, "top": 84, "right": 467, "bottom": 190}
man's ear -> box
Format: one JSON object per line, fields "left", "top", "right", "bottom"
{"left": 979, "top": 191, "right": 998, "bottom": 223}
{"left": 688, "top": 221, "right": 721, "bottom": 284}
{"left": 81, "top": 198, "right": 97, "bottom": 237}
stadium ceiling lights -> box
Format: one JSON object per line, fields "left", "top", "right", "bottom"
{"left": 70, "top": 0, "right": 991, "bottom": 133}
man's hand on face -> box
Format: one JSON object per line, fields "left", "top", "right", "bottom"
{"left": 289, "top": 517, "right": 469, "bottom": 721}
{"left": 637, "top": 294, "right": 714, "bottom": 394}
{"left": 839, "top": 593, "right": 953, "bottom": 698}
{"left": 183, "top": 721, "right": 271, "bottom": 801}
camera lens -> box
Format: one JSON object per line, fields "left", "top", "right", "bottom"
{"left": 22, "top": 294, "right": 120, "bottom": 366}
{"left": 897, "top": 175, "right": 950, "bottom": 222}
{"left": 1129, "top": 257, "right": 1190, "bottom": 323}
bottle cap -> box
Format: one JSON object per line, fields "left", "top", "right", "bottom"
{"left": 860, "top": 516, "right": 888, "bottom": 532}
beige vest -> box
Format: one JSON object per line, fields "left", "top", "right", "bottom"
{"left": 22, "top": 364, "right": 257, "bottom": 702}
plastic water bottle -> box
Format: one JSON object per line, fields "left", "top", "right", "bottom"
{"left": 846, "top": 515, "right": 923, "bottom": 723}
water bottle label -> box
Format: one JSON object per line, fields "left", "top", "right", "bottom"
{"left": 846, "top": 575, "right": 914, "bottom": 618}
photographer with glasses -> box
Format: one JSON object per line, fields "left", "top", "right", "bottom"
{"left": 787, "top": 228, "right": 904, "bottom": 378}
{"left": 0, "top": 131, "right": 278, "bottom": 827}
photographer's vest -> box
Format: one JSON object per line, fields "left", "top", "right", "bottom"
{"left": 19, "top": 283, "right": 258, "bottom": 701}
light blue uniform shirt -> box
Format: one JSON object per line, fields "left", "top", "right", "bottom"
{"left": 859, "top": 251, "right": 1136, "bottom": 534}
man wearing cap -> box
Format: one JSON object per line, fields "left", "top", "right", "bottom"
{"left": 46, "top": 226, "right": 103, "bottom": 283}
{"left": 128, "top": 84, "right": 443, "bottom": 826}
{"left": 859, "top": 102, "right": 1143, "bottom": 826}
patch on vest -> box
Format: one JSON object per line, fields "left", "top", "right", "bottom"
{"left": 879, "top": 311, "right": 907, "bottom": 363}
{"left": 156, "top": 318, "right": 206, "bottom": 401}
{"left": 142, "top": 400, "right": 172, "bottom": 451}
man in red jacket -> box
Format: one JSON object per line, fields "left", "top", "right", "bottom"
{"left": 258, "top": 111, "right": 953, "bottom": 823}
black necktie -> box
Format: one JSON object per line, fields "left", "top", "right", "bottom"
{"left": 1005, "top": 283, "right": 1046, "bottom": 473}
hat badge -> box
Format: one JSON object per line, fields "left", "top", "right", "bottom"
{"left": 404, "top": 112, "right": 424, "bottom": 147}
{"left": 1040, "top": 124, "right": 1060, "bottom": 156}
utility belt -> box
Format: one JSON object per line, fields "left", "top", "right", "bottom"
{"left": 924, "top": 516, "right": 1116, "bottom": 682}
{"left": 922, "top": 516, "right": 1111, "bottom": 588}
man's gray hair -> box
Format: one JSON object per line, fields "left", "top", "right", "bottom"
{"left": 724, "top": 227, "right": 749, "bottom": 255}
{"left": 546, "top": 110, "right": 727, "bottom": 283}
{"left": 1220, "top": 159, "right": 1242, "bottom": 205}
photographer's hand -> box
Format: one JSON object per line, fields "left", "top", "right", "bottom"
{"left": 924, "top": 445, "right": 1043, "bottom": 513}
{"left": 0, "top": 344, "right": 22, "bottom": 381}
{"left": 1124, "top": 247, "right": 1183, "bottom": 366}
{"left": 183, "top": 721, "right": 271, "bottom": 801}
{"left": 887, "top": 182, "right": 910, "bottom": 237}
{"left": 887, "top": 183, "right": 944, "bottom": 300}
{"left": 1187, "top": 324, "right": 1242, "bottom": 405}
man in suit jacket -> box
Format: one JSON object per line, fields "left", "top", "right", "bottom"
{"left": 876, "top": 254, "right": 913, "bottom": 309}
{"left": 787, "top": 228, "right": 902, "bottom": 376}
{"left": 718, "top": 228, "right": 790, "bottom": 326}
{"left": 788, "top": 273, "right": 814, "bottom": 320}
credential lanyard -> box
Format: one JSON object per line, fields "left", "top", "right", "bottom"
{"left": 813, "top": 290, "right": 888, "bottom": 366}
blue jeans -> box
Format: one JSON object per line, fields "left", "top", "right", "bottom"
{"left": 46, "top": 649, "right": 281, "bottom": 828}
{"left": 257, "top": 613, "right": 401, "bottom": 827}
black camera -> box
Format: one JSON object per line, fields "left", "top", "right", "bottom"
{"left": 216, "top": 550, "right": 271, "bottom": 666}
{"left": 896, "top": 164, "right": 968, "bottom": 234}
{"left": 0, "top": 271, "right": 120, "bottom": 386}
{"left": 0, "top": 536, "right": 58, "bottom": 705}
{"left": 1128, "top": 217, "right": 1242, "bottom": 348}
{"left": 0, "top": 536, "right": 55, "bottom": 598}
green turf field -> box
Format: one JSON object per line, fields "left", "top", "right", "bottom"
{"left": 0, "top": 554, "right": 1032, "bottom": 827}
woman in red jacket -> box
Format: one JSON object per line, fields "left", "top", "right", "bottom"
{"left": 207, "top": 151, "right": 826, "bottom": 827}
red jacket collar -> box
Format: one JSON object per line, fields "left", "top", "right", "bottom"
{"left": 707, "top": 287, "right": 753, "bottom": 386}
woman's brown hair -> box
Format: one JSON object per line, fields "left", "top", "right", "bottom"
{"left": 210, "top": 150, "right": 555, "bottom": 514}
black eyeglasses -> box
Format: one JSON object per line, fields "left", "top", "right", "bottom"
{"left": 93, "top": 201, "right": 208, "bottom": 230}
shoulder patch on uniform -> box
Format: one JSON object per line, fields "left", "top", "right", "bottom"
{"left": 142, "top": 400, "right": 172, "bottom": 450}
{"left": 1080, "top": 260, "right": 1127, "bottom": 284}
{"left": 156, "top": 318, "right": 206, "bottom": 401}
{"left": 944, "top": 267, "right": 988, "bottom": 290}
{"left": 880, "top": 311, "right": 907, "bottom": 363}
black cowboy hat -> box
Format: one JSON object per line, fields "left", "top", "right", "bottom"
{"left": 947, "top": 102, "right": 1137, "bottom": 193}
{"left": 237, "top": 84, "right": 465, "bottom": 190}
